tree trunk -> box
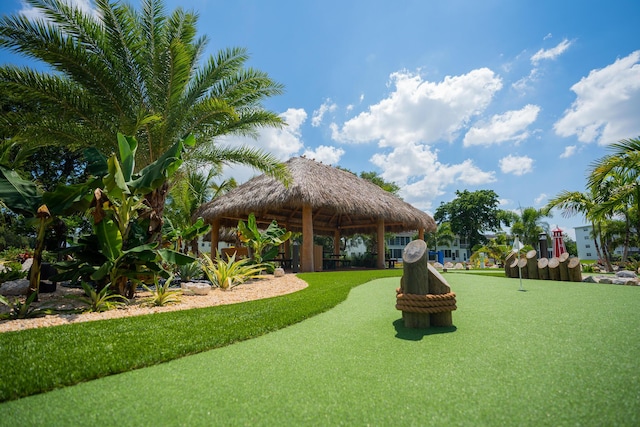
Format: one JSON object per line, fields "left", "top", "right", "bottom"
{"left": 401, "top": 239, "right": 430, "bottom": 328}
{"left": 548, "top": 257, "right": 560, "bottom": 281}
{"left": 568, "top": 257, "right": 582, "bottom": 282}
{"left": 143, "top": 182, "right": 169, "bottom": 243}
{"left": 526, "top": 249, "right": 538, "bottom": 279}
{"left": 558, "top": 252, "right": 570, "bottom": 281}
{"left": 537, "top": 258, "right": 549, "bottom": 280}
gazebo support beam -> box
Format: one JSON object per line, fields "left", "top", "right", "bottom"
{"left": 333, "top": 230, "right": 341, "bottom": 256}
{"left": 418, "top": 228, "right": 424, "bottom": 240}
{"left": 377, "top": 218, "right": 385, "bottom": 269}
{"left": 301, "top": 204, "right": 314, "bottom": 272}
{"left": 210, "top": 219, "right": 220, "bottom": 259}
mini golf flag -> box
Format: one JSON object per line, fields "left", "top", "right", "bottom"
{"left": 512, "top": 236, "right": 524, "bottom": 253}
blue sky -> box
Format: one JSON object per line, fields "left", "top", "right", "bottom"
{"left": 2, "top": 0, "right": 640, "bottom": 239}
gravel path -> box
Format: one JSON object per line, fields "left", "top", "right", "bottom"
{"left": 0, "top": 273, "right": 307, "bottom": 333}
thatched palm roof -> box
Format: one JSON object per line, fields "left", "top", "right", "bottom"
{"left": 195, "top": 156, "right": 436, "bottom": 236}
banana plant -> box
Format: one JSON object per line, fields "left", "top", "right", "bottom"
{"left": 237, "top": 213, "right": 292, "bottom": 264}
{"left": 47, "top": 134, "right": 196, "bottom": 297}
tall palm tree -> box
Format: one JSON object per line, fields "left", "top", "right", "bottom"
{"left": 510, "top": 207, "right": 549, "bottom": 248}
{"left": 0, "top": 0, "right": 289, "bottom": 237}
{"left": 425, "top": 221, "right": 455, "bottom": 255}
{"left": 589, "top": 137, "right": 640, "bottom": 238}
{"left": 543, "top": 189, "right": 612, "bottom": 270}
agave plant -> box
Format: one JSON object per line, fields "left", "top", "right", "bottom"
{"left": 142, "top": 275, "right": 181, "bottom": 307}
{"left": 0, "top": 292, "right": 50, "bottom": 320}
{"left": 200, "top": 252, "right": 266, "bottom": 290}
{"left": 74, "top": 282, "right": 128, "bottom": 313}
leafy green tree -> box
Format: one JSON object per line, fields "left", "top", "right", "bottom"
{"left": 543, "top": 189, "right": 609, "bottom": 268}
{"left": 509, "top": 207, "right": 549, "bottom": 248}
{"left": 358, "top": 171, "right": 401, "bottom": 196}
{"left": 588, "top": 137, "right": 640, "bottom": 241}
{"left": 0, "top": 0, "right": 289, "bottom": 238}
{"left": 424, "top": 221, "right": 455, "bottom": 254}
{"left": 434, "top": 189, "right": 501, "bottom": 249}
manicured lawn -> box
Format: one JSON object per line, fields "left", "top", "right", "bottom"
{"left": 1, "top": 272, "right": 639, "bottom": 426}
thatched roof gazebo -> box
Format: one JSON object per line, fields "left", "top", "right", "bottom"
{"left": 195, "top": 156, "right": 436, "bottom": 272}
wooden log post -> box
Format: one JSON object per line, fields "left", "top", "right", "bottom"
{"left": 504, "top": 252, "right": 516, "bottom": 278}
{"left": 548, "top": 257, "right": 560, "bottom": 281}
{"left": 538, "top": 258, "right": 549, "bottom": 280}
{"left": 427, "top": 264, "right": 453, "bottom": 327}
{"left": 526, "top": 249, "right": 539, "bottom": 279}
{"left": 558, "top": 252, "right": 570, "bottom": 281}
{"left": 509, "top": 257, "right": 520, "bottom": 278}
{"left": 568, "top": 257, "right": 583, "bottom": 282}
{"left": 517, "top": 258, "right": 529, "bottom": 279}
{"left": 400, "top": 239, "right": 430, "bottom": 328}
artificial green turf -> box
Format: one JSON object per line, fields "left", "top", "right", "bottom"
{"left": 0, "top": 269, "right": 402, "bottom": 402}
{"left": 0, "top": 274, "right": 638, "bottom": 426}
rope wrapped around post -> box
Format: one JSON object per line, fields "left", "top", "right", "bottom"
{"left": 395, "top": 288, "right": 457, "bottom": 314}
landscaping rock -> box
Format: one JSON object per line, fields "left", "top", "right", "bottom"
{"left": 274, "top": 267, "right": 285, "bottom": 277}
{"left": 20, "top": 258, "right": 33, "bottom": 272}
{"left": 433, "top": 262, "right": 444, "bottom": 270}
{"left": 0, "top": 279, "right": 29, "bottom": 296}
{"left": 454, "top": 263, "right": 464, "bottom": 270}
{"left": 598, "top": 277, "right": 613, "bottom": 284}
{"left": 180, "top": 281, "right": 211, "bottom": 295}
{"left": 444, "top": 262, "right": 454, "bottom": 269}
{"left": 582, "top": 275, "right": 597, "bottom": 283}
{"left": 616, "top": 270, "right": 637, "bottom": 278}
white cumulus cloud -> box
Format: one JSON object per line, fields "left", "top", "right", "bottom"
{"left": 369, "top": 143, "right": 496, "bottom": 211}
{"left": 20, "top": 0, "right": 98, "bottom": 20}
{"left": 463, "top": 104, "right": 540, "bottom": 146}
{"left": 311, "top": 99, "right": 337, "bottom": 127}
{"left": 499, "top": 154, "right": 534, "bottom": 175}
{"left": 554, "top": 50, "right": 640, "bottom": 145}
{"left": 531, "top": 39, "right": 572, "bottom": 64}
{"left": 560, "top": 145, "right": 577, "bottom": 158}
{"left": 331, "top": 68, "right": 503, "bottom": 147}
{"left": 302, "top": 145, "right": 345, "bottom": 165}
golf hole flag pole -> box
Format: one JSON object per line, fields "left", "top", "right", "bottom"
{"left": 512, "top": 236, "right": 524, "bottom": 291}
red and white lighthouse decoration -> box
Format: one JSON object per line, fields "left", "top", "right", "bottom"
{"left": 552, "top": 226, "right": 566, "bottom": 257}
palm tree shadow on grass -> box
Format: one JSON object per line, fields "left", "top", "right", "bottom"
{"left": 393, "top": 319, "right": 457, "bottom": 341}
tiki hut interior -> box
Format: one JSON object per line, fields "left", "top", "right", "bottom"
{"left": 195, "top": 156, "right": 436, "bottom": 272}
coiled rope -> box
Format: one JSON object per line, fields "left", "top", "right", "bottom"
{"left": 395, "top": 288, "right": 457, "bottom": 313}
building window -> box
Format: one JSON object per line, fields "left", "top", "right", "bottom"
{"left": 585, "top": 244, "right": 590, "bottom": 248}
{"left": 586, "top": 253, "right": 592, "bottom": 257}
{"left": 444, "top": 250, "right": 452, "bottom": 258}
{"left": 584, "top": 236, "right": 589, "bottom": 240}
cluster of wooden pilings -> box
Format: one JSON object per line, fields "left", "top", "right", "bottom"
{"left": 504, "top": 250, "right": 582, "bottom": 282}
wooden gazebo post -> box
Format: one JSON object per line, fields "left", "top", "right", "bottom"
{"left": 377, "top": 218, "right": 385, "bottom": 269}
{"left": 209, "top": 218, "right": 220, "bottom": 259}
{"left": 333, "top": 229, "right": 341, "bottom": 256}
{"left": 301, "top": 204, "right": 314, "bottom": 272}
{"left": 418, "top": 228, "right": 425, "bottom": 240}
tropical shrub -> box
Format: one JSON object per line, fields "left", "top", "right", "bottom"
{"left": 0, "top": 261, "right": 27, "bottom": 283}
{"left": 200, "top": 252, "right": 265, "bottom": 290}
{"left": 142, "top": 276, "right": 181, "bottom": 307}
{"left": 73, "top": 282, "right": 128, "bottom": 313}
{"left": 237, "top": 213, "right": 292, "bottom": 264}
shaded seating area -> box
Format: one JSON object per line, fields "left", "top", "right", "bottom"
{"left": 195, "top": 157, "right": 436, "bottom": 272}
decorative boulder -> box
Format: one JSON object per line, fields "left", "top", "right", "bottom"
{"left": 599, "top": 277, "right": 613, "bottom": 284}
{"left": 582, "top": 275, "right": 597, "bottom": 283}
{"left": 0, "top": 279, "right": 30, "bottom": 296}
{"left": 454, "top": 262, "right": 464, "bottom": 270}
{"left": 181, "top": 282, "right": 211, "bottom": 295}
{"left": 274, "top": 267, "right": 285, "bottom": 277}
{"left": 433, "top": 262, "right": 444, "bottom": 270}
{"left": 616, "top": 270, "right": 637, "bottom": 278}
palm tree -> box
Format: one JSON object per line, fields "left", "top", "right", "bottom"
{"left": 509, "top": 207, "right": 549, "bottom": 248}
{"left": 425, "top": 222, "right": 455, "bottom": 256}
{"left": 0, "top": 0, "right": 289, "bottom": 238}
{"left": 589, "top": 137, "right": 640, "bottom": 237}
{"left": 543, "top": 189, "right": 612, "bottom": 271}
